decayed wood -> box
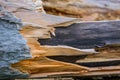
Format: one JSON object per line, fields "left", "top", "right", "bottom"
{"left": 19, "top": 21, "right": 120, "bottom": 78}
{"left": 75, "top": 44, "right": 120, "bottom": 67}
{"left": 39, "top": 21, "right": 120, "bottom": 49}
{"left": 48, "top": 69, "right": 120, "bottom": 78}
{"left": 5, "top": 0, "right": 80, "bottom": 28}
{"left": 95, "top": 44, "right": 120, "bottom": 52}
{"left": 43, "top": 0, "right": 120, "bottom": 20}
{"left": 30, "top": 66, "right": 120, "bottom": 78}
{"left": 2, "top": 0, "right": 119, "bottom": 78}
{"left": 20, "top": 26, "right": 53, "bottom": 39}
{"left": 11, "top": 57, "right": 89, "bottom": 74}
{"left": 8, "top": 8, "right": 90, "bottom": 80}
{"left": 15, "top": 12, "right": 80, "bottom": 28}
{"left": 19, "top": 20, "right": 94, "bottom": 58}
{"left": 30, "top": 72, "right": 79, "bottom": 78}
{"left": 19, "top": 19, "right": 120, "bottom": 78}
{"left": 76, "top": 58, "right": 120, "bottom": 67}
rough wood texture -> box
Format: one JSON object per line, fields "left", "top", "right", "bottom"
{"left": 13, "top": 3, "right": 120, "bottom": 79}
{"left": 43, "top": 0, "right": 120, "bottom": 20}
{"left": 11, "top": 57, "right": 89, "bottom": 74}
{"left": 0, "top": 0, "right": 120, "bottom": 79}
{"left": 19, "top": 20, "right": 120, "bottom": 78}
{"left": 95, "top": 44, "right": 120, "bottom": 52}
{"left": 39, "top": 21, "right": 120, "bottom": 49}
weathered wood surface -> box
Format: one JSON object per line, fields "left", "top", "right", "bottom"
{"left": 39, "top": 21, "right": 120, "bottom": 49}
{"left": 76, "top": 58, "right": 120, "bottom": 67}
{"left": 46, "top": 44, "right": 120, "bottom": 67}
{"left": 0, "top": 0, "right": 120, "bottom": 79}
{"left": 30, "top": 66, "right": 120, "bottom": 78}
{"left": 20, "top": 21, "right": 120, "bottom": 78}
{"left": 49, "top": 70, "right": 120, "bottom": 78}
{"left": 95, "top": 44, "right": 120, "bottom": 52}
{"left": 12, "top": 57, "right": 89, "bottom": 74}
{"left": 75, "top": 44, "right": 120, "bottom": 67}
{"left": 43, "top": 0, "right": 120, "bottom": 20}
{"left": 18, "top": 20, "right": 120, "bottom": 78}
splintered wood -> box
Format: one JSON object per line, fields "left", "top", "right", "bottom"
{"left": 19, "top": 21, "right": 120, "bottom": 78}
{"left": 2, "top": 0, "right": 120, "bottom": 78}
{"left": 20, "top": 22, "right": 120, "bottom": 78}
{"left": 11, "top": 57, "right": 89, "bottom": 74}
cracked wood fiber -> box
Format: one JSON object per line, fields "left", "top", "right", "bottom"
{"left": 0, "top": 0, "right": 120, "bottom": 79}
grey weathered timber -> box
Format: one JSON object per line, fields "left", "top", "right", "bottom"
{"left": 39, "top": 21, "right": 120, "bottom": 49}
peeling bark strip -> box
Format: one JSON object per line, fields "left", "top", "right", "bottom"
{"left": 39, "top": 21, "right": 120, "bottom": 49}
